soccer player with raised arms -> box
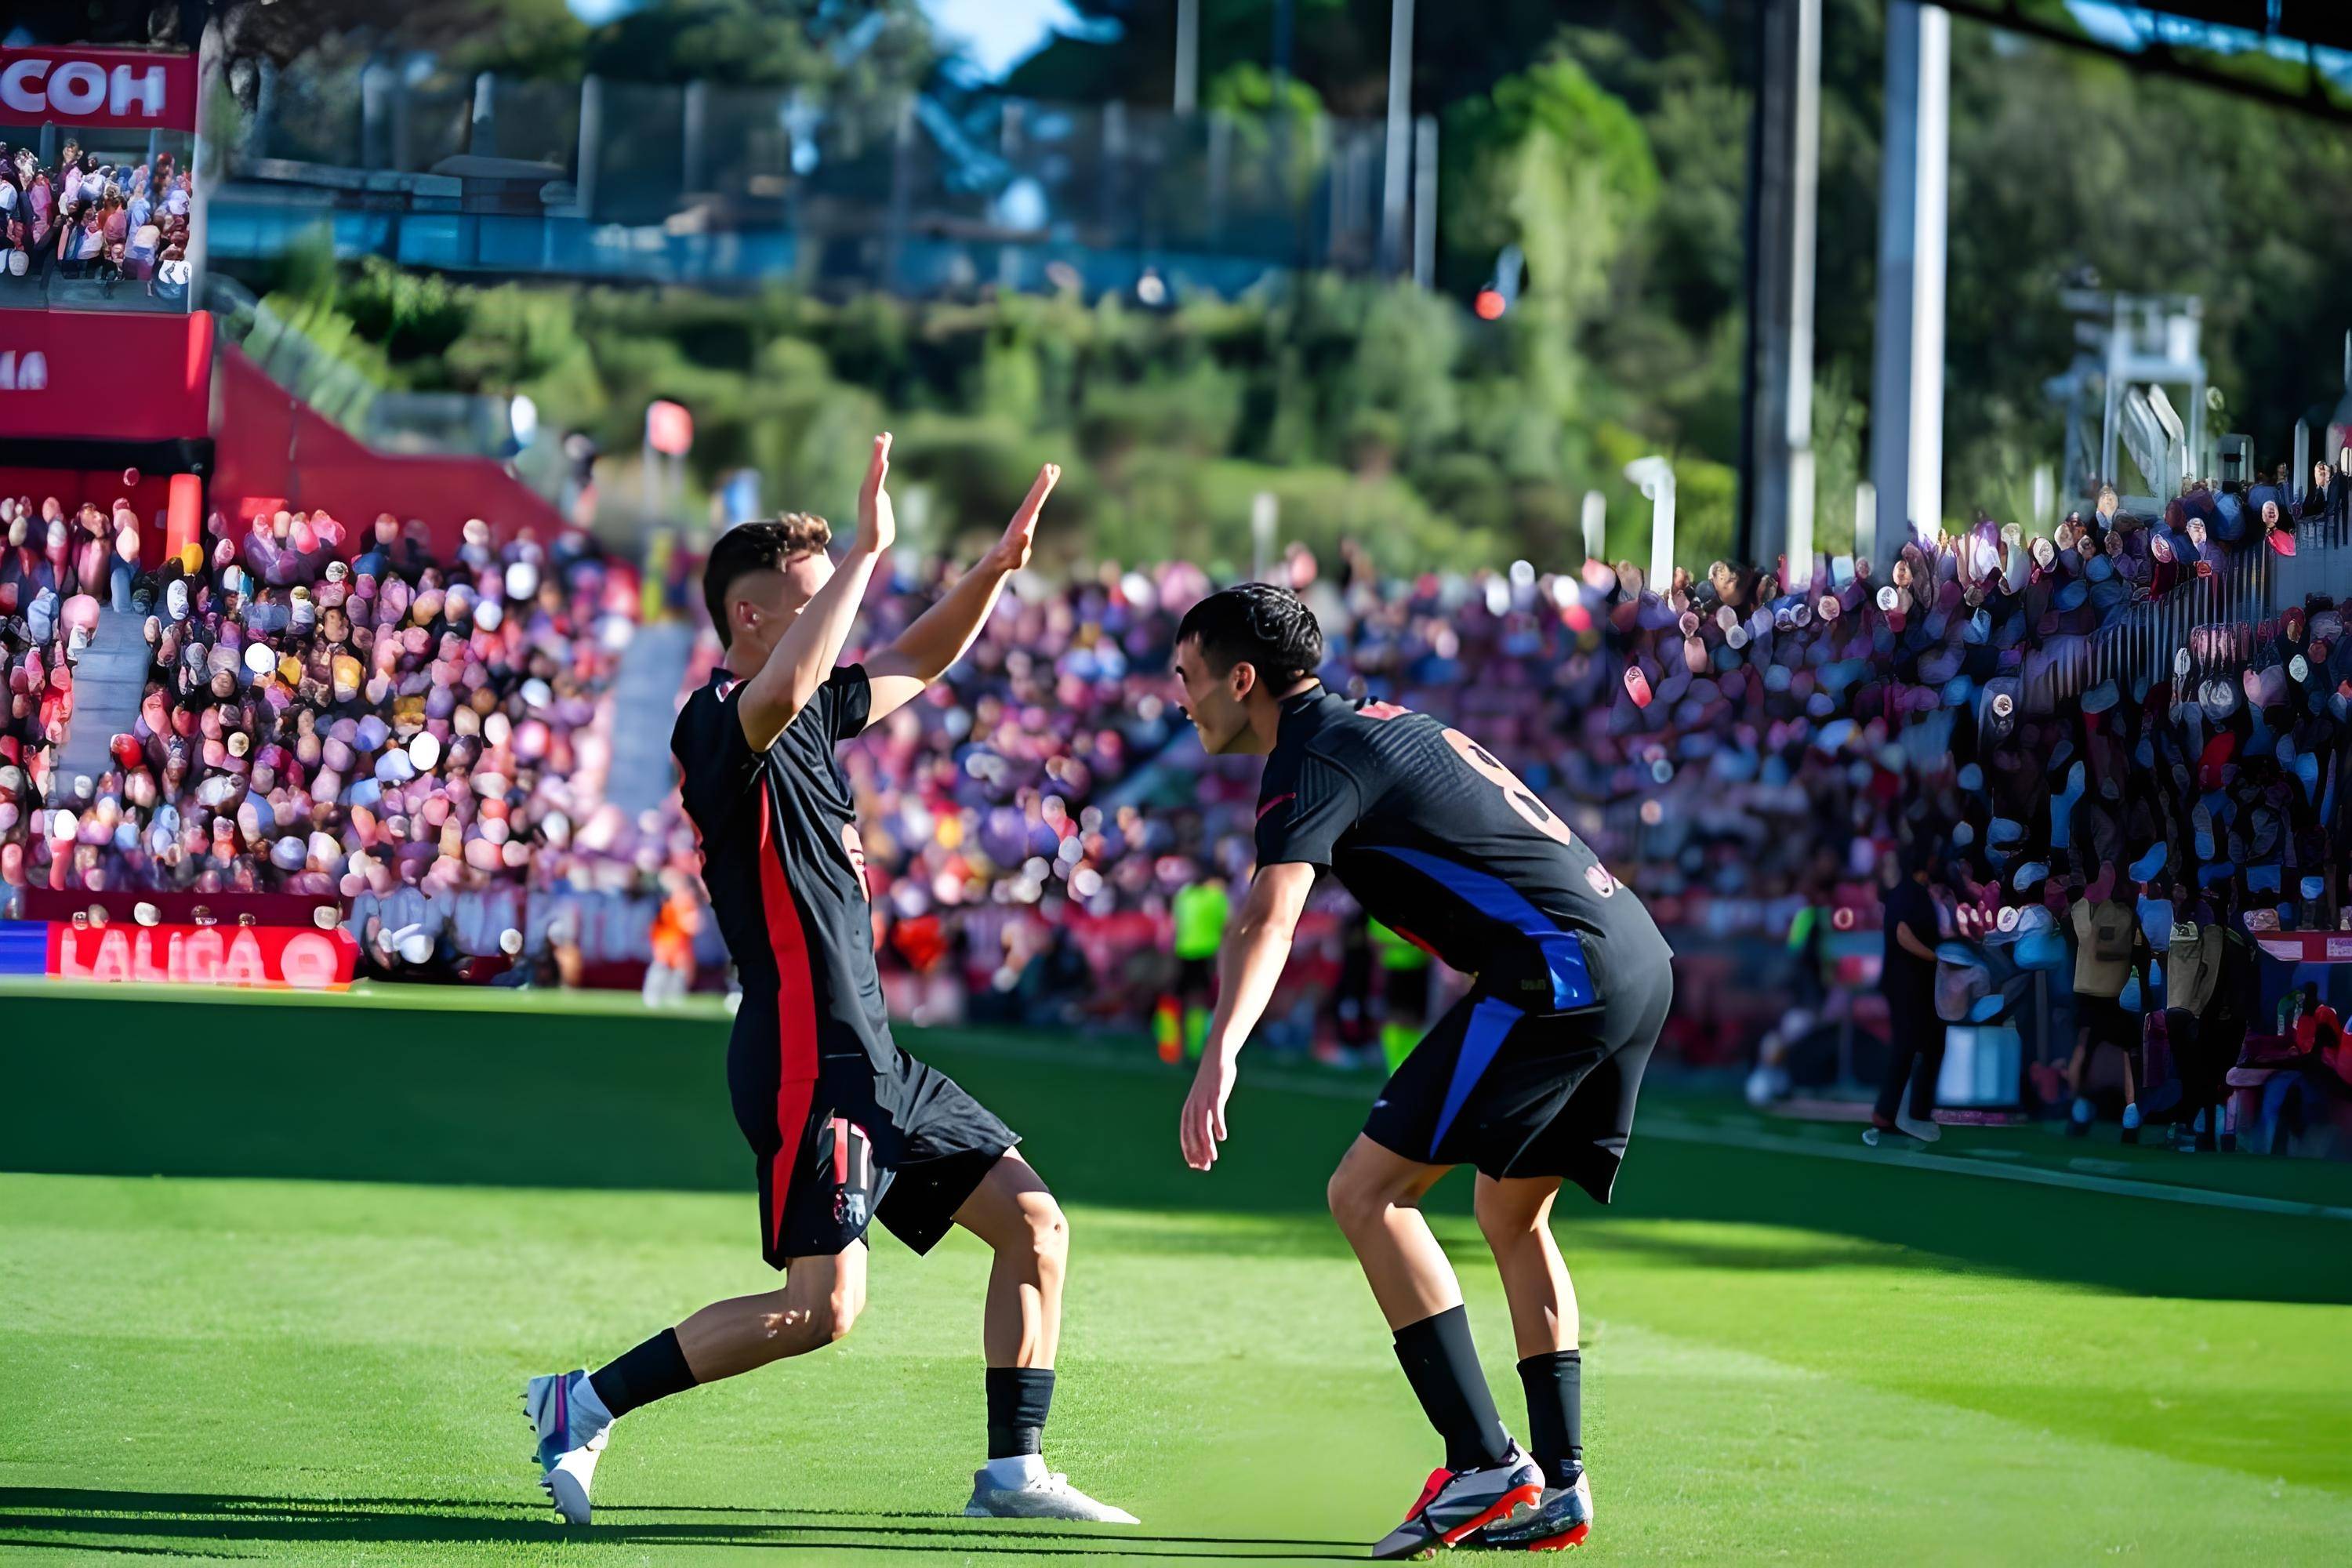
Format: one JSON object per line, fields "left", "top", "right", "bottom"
{"left": 1171, "top": 583, "right": 1675, "bottom": 1558}
{"left": 523, "top": 435, "right": 1133, "bottom": 1529}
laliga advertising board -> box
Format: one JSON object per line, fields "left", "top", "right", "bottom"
{"left": 45, "top": 922, "right": 360, "bottom": 990}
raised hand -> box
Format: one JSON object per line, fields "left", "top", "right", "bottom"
{"left": 987, "top": 462, "right": 1059, "bottom": 575}
{"left": 856, "top": 432, "right": 895, "bottom": 555}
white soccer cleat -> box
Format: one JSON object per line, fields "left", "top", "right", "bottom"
{"left": 524, "top": 1370, "right": 610, "bottom": 1524}
{"left": 1895, "top": 1111, "right": 1942, "bottom": 1143}
{"left": 964, "top": 1468, "right": 1138, "bottom": 1523}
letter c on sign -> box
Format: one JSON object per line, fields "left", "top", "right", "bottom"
{"left": 0, "top": 60, "right": 47, "bottom": 115}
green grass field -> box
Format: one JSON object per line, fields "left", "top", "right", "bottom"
{"left": 5, "top": 983, "right": 2351, "bottom": 1566}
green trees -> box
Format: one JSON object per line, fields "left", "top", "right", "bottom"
{"left": 241, "top": 3, "right": 2352, "bottom": 569}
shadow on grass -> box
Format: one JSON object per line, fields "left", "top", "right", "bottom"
{"left": 0, "top": 1488, "right": 1363, "bottom": 1560}
{"left": 6, "top": 995, "right": 2348, "bottom": 1305}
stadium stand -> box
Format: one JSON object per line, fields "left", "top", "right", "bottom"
{"left": 6, "top": 446, "right": 2352, "bottom": 1148}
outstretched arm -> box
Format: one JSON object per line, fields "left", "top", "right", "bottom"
{"left": 1178, "top": 862, "right": 1317, "bottom": 1171}
{"left": 739, "top": 434, "right": 894, "bottom": 751}
{"left": 862, "top": 462, "right": 1059, "bottom": 725}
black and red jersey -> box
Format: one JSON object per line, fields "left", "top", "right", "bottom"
{"left": 1254, "top": 686, "right": 1668, "bottom": 1011}
{"left": 671, "top": 664, "right": 887, "bottom": 1065}
{"left": 673, "top": 662, "right": 1021, "bottom": 1265}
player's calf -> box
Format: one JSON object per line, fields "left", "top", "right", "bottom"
{"left": 523, "top": 1253, "right": 864, "bottom": 1523}
{"left": 952, "top": 1155, "right": 1136, "bottom": 1525}
{"left": 674, "top": 1250, "right": 865, "bottom": 1380}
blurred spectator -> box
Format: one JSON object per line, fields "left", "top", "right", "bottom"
{"left": 2067, "top": 863, "right": 2151, "bottom": 1142}
{"left": 7, "top": 455, "right": 2352, "bottom": 1160}
{"left": 1871, "top": 841, "right": 1945, "bottom": 1144}
{"left": 644, "top": 873, "right": 703, "bottom": 1006}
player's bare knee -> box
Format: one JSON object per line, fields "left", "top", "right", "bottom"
{"left": 1327, "top": 1167, "right": 1387, "bottom": 1234}
{"left": 1474, "top": 1190, "right": 1540, "bottom": 1248}
{"left": 1025, "top": 1195, "right": 1069, "bottom": 1269}
{"left": 818, "top": 1290, "right": 860, "bottom": 1345}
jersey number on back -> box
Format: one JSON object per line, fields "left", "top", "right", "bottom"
{"left": 1442, "top": 728, "right": 1577, "bottom": 848}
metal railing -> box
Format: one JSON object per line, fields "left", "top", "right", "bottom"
{"left": 2028, "top": 508, "right": 2352, "bottom": 710}
{"left": 205, "top": 274, "right": 522, "bottom": 462}
{"left": 220, "top": 63, "right": 1421, "bottom": 292}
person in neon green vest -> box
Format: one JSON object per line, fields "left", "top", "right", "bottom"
{"left": 1172, "top": 877, "right": 1232, "bottom": 1060}
{"left": 1372, "top": 918, "right": 1433, "bottom": 1071}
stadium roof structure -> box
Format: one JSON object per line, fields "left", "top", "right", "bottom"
{"left": 1935, "top": 2, "right": 2352, "bottom": 119}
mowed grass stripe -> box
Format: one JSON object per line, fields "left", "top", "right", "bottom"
{"left": 5, "top": 995, "right": 2352, "bottom": 1564}
{"left": 6, "top": 1171, "right": 2352, "bottom": 1566}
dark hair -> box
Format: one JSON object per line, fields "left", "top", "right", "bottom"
{"left": 1899, "top": 837, "right": 1941, "bottom": 879}
{"left": 700, "top": 514, "right": 831, "bottom": 648}
{"left": 1175, "top": 582, "right": 1325, "bottom": 690}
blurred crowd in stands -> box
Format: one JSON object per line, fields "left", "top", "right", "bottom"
{"left": 7, "top": 450, "right": 2352, "bottom": 1152}
{"left": 0, "top": 138, "right": 193, "bottom": 290}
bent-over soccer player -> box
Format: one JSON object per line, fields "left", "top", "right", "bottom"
{"left": 524, "top": 435, "right": 1134, "bottom": 1527}
{"left": 1172, "top": 583, "right": 1673, "bottom": 1559}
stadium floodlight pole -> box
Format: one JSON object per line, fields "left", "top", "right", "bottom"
{"left": 1624, "top": 456, "right": 1675, "bottom": 589}
{"left": 1380, "top": 0, "right": 1417, "bottom": 278}
{"left": 1174, "top": 0, "right": 1200, "bottom": 113}
{"left": 1739, "top": 0, "right": 1820, "bottom": 589}
{"left": 1866, "top": 1, "right": 1949, "bottom": 573}
{"left": 1786, "top": 465, "right": 1814, "bottom": 590}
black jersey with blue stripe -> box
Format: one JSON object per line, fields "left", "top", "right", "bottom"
{"left": 1254, "top": 686, "right": 1668, "bottom": 1011}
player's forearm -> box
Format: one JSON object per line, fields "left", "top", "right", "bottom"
{"left": 1204, "top": 920, "right": 1296, "bottom": 1062}
{"left": 882, "top": 556, "right": 1012, "bottom": 685}
{"left": 744, "top": 544, "right": 882, "bottom": 728}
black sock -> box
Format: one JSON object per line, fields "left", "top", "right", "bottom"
{"left": 1392, "top": 1306, "right": 1512, "bottom": 1472}
{"left": 985, "top": 1367, "right": 1056, "bottom": 1459}
{"left": 588, "top": 1327, "right": 698, "bottom": 1419}
{"left": 1517, "top": 1350, "right": 1582, "bottom": 1487}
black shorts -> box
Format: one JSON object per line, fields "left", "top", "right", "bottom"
{"left": 728, "top": 1007, "right": 1018, "bottom": 1267}
{"left": 1363, "top": 955, "right": 1674, "bottom": 1204}
{"left": 1176, "top": 955, "right": 1215, "bottom": 998}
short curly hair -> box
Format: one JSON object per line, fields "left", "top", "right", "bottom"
{"left": 1175, "top": 582, "right": 1326, "bottom": 690}
{"left": 702, "top": 514, "right": 832, "bottom": 647}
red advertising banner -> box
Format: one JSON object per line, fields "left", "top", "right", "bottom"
{"left": 46, "top": 920, "right": 359, "bottom": 990}
{"left": 2254, "top": 932, "right": 2352, "bottom": 965}
{"left": 0, "top": 309, "right": 212, "bottom": 442}
{"left": 0, "top": 47, "right": 197, "bottom": 132}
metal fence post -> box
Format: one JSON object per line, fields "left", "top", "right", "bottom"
{"left": 576, "top": 76, "right": 603, "bottom": 219}
{"left": 361, "top": 61, "right": 390, "bottom": 169}
{"left": 683, "top": 79, "right": 707, "bottom": 193}
{"left": 1101, "top": 100, "right": 1128, "bottom": 252}
{"left": 1412, "top": 114, "right": 1439, "bottom": 289}
{"left": 471, "top": 71, "right": 495, "bottom": 157}
{"left": 1205, "top": 109, "right": 1230, "bottom": 245}
{"left": 887, "top": 95, "right": 916, "bottom": 292}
